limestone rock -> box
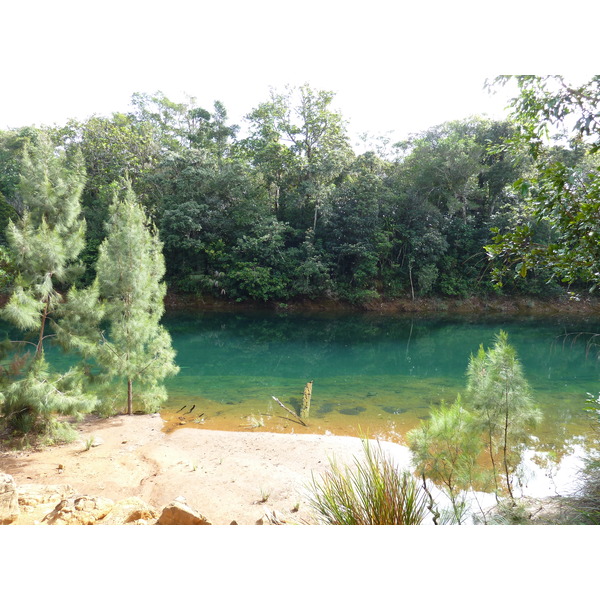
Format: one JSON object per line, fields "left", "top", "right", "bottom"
{"left": 42, "top": 495, "right": 115, "bottom": 525}
{"left": 17, "top": 484, "right": 76, "bottom": 510}
{"left": 0, "top": 472, "right": 19, "bottom": 525}
{"left": 97, "top": 497, "right": 158, "bottom": 525}
{"left": 156, "top": 500, "right": 211, "bottom": 525}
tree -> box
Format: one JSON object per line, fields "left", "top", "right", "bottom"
{"left": 486, "top": 76, "right": 600, "bottom": 291}
{"left": 408, "top": 396, "right": 483, "bottom": 524}
{"left": 130, "top": 91, "right": 238, "bottom": 158}
{"left": 245, "top": 84, "right": 354, "bottom": 232}
{"left": 466, "top": 330, "right": 541, "bottom": 502}
{"left": 147, "top": 147, "right": 271, "bottom": 294}
{"left": 322, "top": 153, "right": 388, "bottom": 301}
{"left": 0, "top": 132, "right": 96, "bottom": 436}
{"left": 51, "top": 113, "right": 162, "bottom": 284}
{"left": 94, "top": 182, "right": 179, "bottom": 415}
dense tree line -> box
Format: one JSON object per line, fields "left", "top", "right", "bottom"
{"left": 1, "top": 82, "right": 596, "bottom": 305}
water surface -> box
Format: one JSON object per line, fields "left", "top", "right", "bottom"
{"left": 161, "top": 310, "right": 600, "bottom": 464}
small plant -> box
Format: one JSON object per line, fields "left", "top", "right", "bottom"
{"left": 246, "top": 414, "right": 264, "bottom": 428}
{"left": 486, "top": 499, "right": 532, "bottom": 524}
{"left": 306, "top": 439, "right": 429, "bottom": 525}
{"left": 259, "top": 488, "right": 271, "bottom": 503}
{"left": 83, "top": 435, "right": 95, "bottom": 452}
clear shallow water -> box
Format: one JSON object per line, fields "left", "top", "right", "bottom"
{"left": 160, "top": 310, "right": 600, "bottom": 457}
{"left": 2, "top": 309, "right": 599, "bottom": 469}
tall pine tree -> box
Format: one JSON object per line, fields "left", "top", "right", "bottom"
{"left": 0, "top": 132, "right": 96, "bottom": 437}
{"left": 94, "top": 182, "right": 179, "bottom": 415}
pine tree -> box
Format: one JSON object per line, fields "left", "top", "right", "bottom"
{"left": 0, "top": 132, "right": 96, "bottom": 436}
{"left": 466, "top": 330, "right": 542, "bottom": 502}
{"left": 94, "top": 182, "right": 179, "bottom": 415}
{"left": 407, "top": 396, "right": 483, "bottom": 524}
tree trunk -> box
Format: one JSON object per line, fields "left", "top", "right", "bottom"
{"left": 36, "top": 295, "right": 51, "bottom": 359}
{"left": 127, "top": 379, "right": 133, "bottom": 415}
{"left": 503, "top": 390, "right": 514, "bottom": 502}
{"left": 300, "top": 381, "right": 313, "bottom": 421}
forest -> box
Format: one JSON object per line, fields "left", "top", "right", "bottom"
{"left": 1, "top": 77, "right": 598, "bottom": 306}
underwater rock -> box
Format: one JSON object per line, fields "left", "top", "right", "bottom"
{"left": 316, "top": 402, "right": 336, "bottom": 415}
{"left": 338, "top": 406, "right": 366, "bottom": 416}
{"left": 380, "top": 406, "right": 408, "bottom": 415}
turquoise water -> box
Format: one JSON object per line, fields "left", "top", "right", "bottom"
{"left": 160, "top": 310, "right": 600, "bottom": 455}
{"left": 3, "top": 310, "right": 599, "bottom": 460}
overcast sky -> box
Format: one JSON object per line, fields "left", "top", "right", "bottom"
{"left": 1, "top": 1, "right": 598, "bottom": 147}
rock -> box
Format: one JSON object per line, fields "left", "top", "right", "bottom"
{"left": 156, "top": 500, "right": 211, "bottom": 525}
{"left": 17, "top": 484, "right": 76, "bottom": 510}
{"left": 97, "top": 497, "right": 158, "bottom": 525}
{"left": 0, "top": 472, "right": 19, "bottom": 525}
{"left": 42, "top": 495, "right": 115, "bottom": 525}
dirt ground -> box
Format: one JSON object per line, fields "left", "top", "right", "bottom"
{"left": 0, "top": 414, "right": 413, "bottom": 525}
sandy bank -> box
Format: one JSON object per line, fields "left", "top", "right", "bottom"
{"left": 0, "top": 414, "right": 412, "bottom": 525}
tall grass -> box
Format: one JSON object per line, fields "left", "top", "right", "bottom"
{"left": 306, "top": 439, "right": 428, "bottom": 525}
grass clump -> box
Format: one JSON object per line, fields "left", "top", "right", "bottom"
{"left": 306, "top": 439, "right": 428, "bottom": 525}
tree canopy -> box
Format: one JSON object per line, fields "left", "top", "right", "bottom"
{"left": 1, "top": 81, "right": 598, "bottom": 306}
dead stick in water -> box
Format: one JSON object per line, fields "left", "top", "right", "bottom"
{"left": 301, "top": 380, "right": 313, "bottom": 421}
{"left": 272, "top": 396, "right": 307, "bottom": 427}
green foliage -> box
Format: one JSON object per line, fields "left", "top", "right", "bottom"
{"left": 245, "top": 83, "right": 354, "bottom": 231}
{"left": 466, "top": 330, "right": 542, "bottom": 501}
{"left": 0, "top": 355, "right": 95, "bottom": 436}
{"left": 306, "top": 439, "right": 429, "bottom": 525}
{"left": 0, "top": 131, "right": 96, "bottom": 436}
{"left": 486, "top": 76, "right": 600, "bottom": 292}
{"left": 408, "top": 332, "right": 541, "bottom": 519}
{"left": 94, "top": 182, "right": 179, "bottom": 415}
{"left": 2, "top": 84, "right": 581, "bottom": 306}
{"left": 407, "top": 396, "right": 484, "bottom": 524}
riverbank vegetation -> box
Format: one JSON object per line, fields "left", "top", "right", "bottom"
{"left": 1, "top": 78, "right": 599, "bottom": 308}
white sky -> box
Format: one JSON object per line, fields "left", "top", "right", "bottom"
{"left": 1, "top": 0, "right": 598, "bottom": 147}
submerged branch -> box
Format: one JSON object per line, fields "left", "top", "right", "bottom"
{"left": 272, "top": 396, "right": 307, "bottom": 427}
